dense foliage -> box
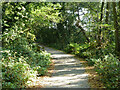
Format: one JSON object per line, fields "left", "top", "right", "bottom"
{"left": 95, "top": 54, "right": 120, "bottom": 88}
{"left": 1, "top": 2, "right": 54, "bottom": 88}
{"left": 2, "top": 2, "right": 120, "bottom": 88}
{"left": 34, "top": 2, "right": 120, "bottom": 88}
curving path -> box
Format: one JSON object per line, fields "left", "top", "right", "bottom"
{"left": 38, "top": 45, "right": 90, "bottom": 88}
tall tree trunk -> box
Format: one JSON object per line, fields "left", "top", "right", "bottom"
{"left": 98, "top": 2, "right": 104, "bottom": 46}
{"left": 75, "top": 20, "right": 90, "bottom": 43}
{"left": 104, "top": 2, "right": 110, "bottom": 42}
{"left": 75, "top": 6, "right": 90, "bottom": 43}
{"left": 105, "top": 2, "right": 109, "bottom": 24}
{"left": 112, "top": 2, "right": 120, "bottom": 54}
{"left": 119, "top": 1, "right": 120, "bottom": 21}
{"left": 118, "top": 1, "right": 120, "bottom": 13}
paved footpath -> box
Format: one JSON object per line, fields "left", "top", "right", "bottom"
{"left": 38, "top": 46, "right": 90, "bottom": 88}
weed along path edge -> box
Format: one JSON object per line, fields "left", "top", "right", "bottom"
{"left": 39, "top": 45, "right": 90, "bottom": 88}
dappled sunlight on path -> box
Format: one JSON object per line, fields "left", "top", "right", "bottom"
{"left": 39, "top": 46, "right": 90, "bottom": 88}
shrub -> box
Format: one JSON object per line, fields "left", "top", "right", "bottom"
{"left": 79, "top": 43, "right": 90, "bottom": 52}
{"left": 65, "top": 43, "right": 80, "bottom": 54}
{"left": 95, "top": 54, "right": 120, "bottom": 88}
{"left": 65, "top": 43, "right": 91, "bottom": 58}
{"left": 85, "top": 58, "right": 97, "bottom": 66}
{"left": 2, "top": 47, "right": 51, "bottom": 88}
{"left": 29, "top": 51, "right": 51, "bottom": 76}
{"left": 2, "top": 55, "right": 37, "bottom": 88}
{"left": 2, "top": 2, "right": 52, "bottom": 88}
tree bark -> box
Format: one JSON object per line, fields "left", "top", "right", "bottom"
{"left": 104, "top": 2, "right": 110, "bottom": 42}
{"left": 76, "top": 7, "right": 90, "bottom": 43}
{"left": 98, "top": 2, "right": 104, "bottom": 46}
{"left": 112, "top": 2, "right": 120, "bottom": 54}
{"left": 105, "top": 2, "right": 110, "bottom": 24}
{"left": 119, "top": 1, "right": 120, "bottom": 19}
{"left": 75, "top": 20, "right": 90, "bottom": 43}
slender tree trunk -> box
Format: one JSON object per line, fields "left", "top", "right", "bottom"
{"left": 118, "top": 1, "right": 120, "bottom": 22}
{"left": 76, "top": 6, "right": 90, "bottom": 43}
{"left": 105, "top": 2, "right": 109, "bottom": 24}
{"left": 105, "top": 2, "right": 110, "bottom": 42}
{"left": 98, "top": 2, "right": 104, "bottom": 46}
{"left": 75, "top": 21, "right": 90, "bottom": 43}
{"left": 118, "top": 1, "right": 120, "bottom": 11}
{"left": 112, "top": 2, "right": 120, "bottom": 54}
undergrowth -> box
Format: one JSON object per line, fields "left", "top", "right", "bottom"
{"left": 63, "top": 42, "right": 120, "bottom": 88}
